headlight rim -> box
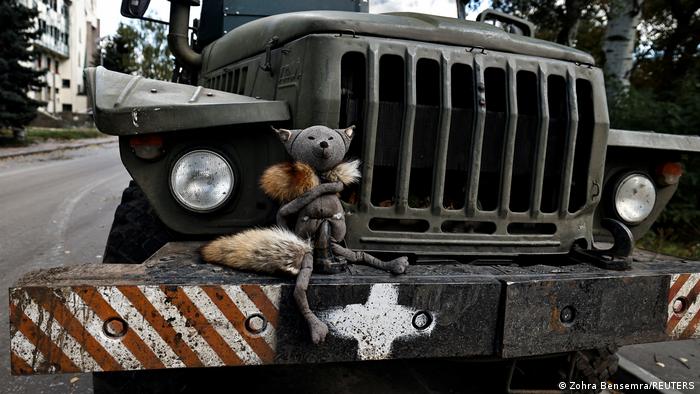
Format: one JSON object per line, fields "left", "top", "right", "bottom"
{"left": 612, "top": 172, "right": 657, "bottom": 225}
{"left": 169, "top": 148, "right": 235, "bottom": 213}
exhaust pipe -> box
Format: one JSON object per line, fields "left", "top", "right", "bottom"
{"left": 168, "top": 0, "right": 202, "bottom": 70}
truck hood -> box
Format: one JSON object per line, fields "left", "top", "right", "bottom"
{"left": 202, "top": 10, "right": 595, "bottom": 73}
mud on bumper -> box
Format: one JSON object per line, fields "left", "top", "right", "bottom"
{"left": 9, "top": 243, "right": 700, "bottom": 375}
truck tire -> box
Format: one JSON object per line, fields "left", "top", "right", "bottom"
{"left": 570, "top": 346, "right": 619, "bottom": 392}
{"left": 102, "top": 181, "right": 172, "bottom": 264}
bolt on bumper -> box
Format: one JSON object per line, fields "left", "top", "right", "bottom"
{"left": 9, "top": 243, "right": 700, "bottom": 375}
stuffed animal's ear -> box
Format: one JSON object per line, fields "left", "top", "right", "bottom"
{"left": 271, "top": 126, "right": 296, "bottom": 143}
{"left": 339, "top": 125, "right": 356, "bottom": 140}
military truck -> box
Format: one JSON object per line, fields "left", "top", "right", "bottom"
{"left": 9, "top": 0, "right": 700, "bottom": 392}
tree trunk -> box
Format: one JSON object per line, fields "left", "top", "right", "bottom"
{"left": 603, "top": 0, "right": 644, "bottom": 97}
{"left": 556, "top": 0, "right": 585, "bottom": 46}
{"left": 12, "top": 127, "right": 27, "bottom": 142}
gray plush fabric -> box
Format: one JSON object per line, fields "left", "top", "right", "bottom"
{"left": 271, "top": 125, "right": 408, "bottom": 344}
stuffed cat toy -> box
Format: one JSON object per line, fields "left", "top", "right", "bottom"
{"left": 202, "top": 125, "right": 409, "bottom": 344}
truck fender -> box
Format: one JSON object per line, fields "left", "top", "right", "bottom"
{"left": 85, "top": 66, "right": 290, "bottom": 135}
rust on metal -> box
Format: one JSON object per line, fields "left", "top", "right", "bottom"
{"left": 667, "top": 273, "right": 700, "bottom": 339}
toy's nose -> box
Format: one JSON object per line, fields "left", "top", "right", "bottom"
{"left": 320, "top": 141, "right": 329, "bottom": 149}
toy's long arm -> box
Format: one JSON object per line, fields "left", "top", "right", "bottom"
{"left": 276, "top": 181, "right": 343, "bottom": 227}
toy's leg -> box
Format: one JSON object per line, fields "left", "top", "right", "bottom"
{"left": 331, "top": 244, "right": 409, "bottom": 274}
{"left": 313, "top": 220, "right": 346, "bottom": 274}
{"left": 294, "top": 252, "right": 329, "bottom": 344}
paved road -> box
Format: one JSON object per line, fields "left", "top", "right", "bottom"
{"left": 1, "top": 143, "right": 130, "bottom": 393}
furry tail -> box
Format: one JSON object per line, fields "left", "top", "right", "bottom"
{"left": 201, "top": 227, "right": 310, "bottom": 276}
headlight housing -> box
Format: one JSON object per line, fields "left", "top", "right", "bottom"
{"left": 613, "top": 173, "right": 656, "bottom": 225}
{"left": 170, "top": 150, "right": 234, "bottom": 212}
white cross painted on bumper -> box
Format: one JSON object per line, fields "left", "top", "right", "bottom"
{"left": 318, "top": 283, "right": 437, "bottom": 360}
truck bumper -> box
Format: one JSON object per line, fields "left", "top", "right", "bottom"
{"left": 9, "top": 243, "right": 700, "bottom": 375}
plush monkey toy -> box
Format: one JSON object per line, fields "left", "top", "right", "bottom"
{"left": 202, "top": 125, "right": 409, "bottom": 343}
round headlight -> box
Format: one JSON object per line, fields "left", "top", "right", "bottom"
{"left": 170, "top": 150, "right": 234, "bottom": 212}
{"left": 613, "top": 173, "right": 656, "bottom": 224}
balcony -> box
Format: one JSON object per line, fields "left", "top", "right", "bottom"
{"left": 35, "top": 33, "right": 69, "bottom": 58}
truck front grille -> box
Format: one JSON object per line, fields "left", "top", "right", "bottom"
{"left": 339, "top": 41, "right": 606, "bottom": 255}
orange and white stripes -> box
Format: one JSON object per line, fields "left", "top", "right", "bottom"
{"left": 9, "top": 284, "right": 281, "bottom": 375}
{"left": 667, "top": 273, "right": 700, "bottom": 339}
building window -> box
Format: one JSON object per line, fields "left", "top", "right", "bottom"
{"left": 62, "top": 104, "right": 73, "bottom": 113}
{"left": 55, "top": 87, "right": 59, "bottom": 94}
{"left": 46, "top": 58, "right": 51, "bottom": 71}
{"left": 55, "top": 61, "right": 59, "bottom": 73}
{"left": 62, "top": 79, "right": 70, "bottom": 88}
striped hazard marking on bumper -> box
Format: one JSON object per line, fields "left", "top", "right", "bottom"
{"left": 9, "top": 284, "right": 281, "bottom": 375}
{"left": 667, "top": 273, "right": 700, "bottom": 339}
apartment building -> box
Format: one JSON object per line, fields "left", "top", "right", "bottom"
{"left": 21, "top": 0, "right": 100, "bottom": 115}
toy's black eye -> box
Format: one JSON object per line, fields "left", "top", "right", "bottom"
{"left": 328, "top": 136, "right": 334, "bottom": 140}
{"left": 308, "top": 136, "right": 315, "bottom": 140}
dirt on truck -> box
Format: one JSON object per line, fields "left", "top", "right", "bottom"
{"left": 9, "top": 0, "right": 700, "bottom": 392}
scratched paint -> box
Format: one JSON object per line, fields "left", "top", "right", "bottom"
{"left": 318, "top": 283, "right": 437, "bottom": 361}
{"left": 668, "top": 273, "right": 700, "bottom": 338}
{"left": 182, "top": 286, "right": 262, "bottom": 364}
{"left": 97, "top": 286, "right": 187, "bottom": 369}
{"left": 140, "top": 286, "right": 225, "bottom": 367}
{"left": 10, "top": 284, "right": 281, "bottom": 375}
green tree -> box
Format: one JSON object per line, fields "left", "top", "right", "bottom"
{"left": 490, "top": 0, "right": 606, "bottom": 48}
{"left": 612, "top": 0, "right": 700, "bottom": 247}
{"left": 96, "top": 23, "right": 139, "bottom": 74}
{"left": 94, "top": 20, "right": 174, "bottom": 81}
{"left": 138, "top": 20, "right": 174, "bottom": 80}
{"left": 0, "top": 0, "right": 45, "bottom": 134}
{"left": 476, "top": 0, "right": 700, "bottom": 251}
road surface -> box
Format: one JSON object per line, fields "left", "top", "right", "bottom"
{"left": 1, "top": 143, "right": 130, "bottom": 393}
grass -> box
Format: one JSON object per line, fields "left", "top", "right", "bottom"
{"left": 637, "top": 229, "right": 700, "bottom": 260}
{"left": 0, "top": 127, "right": 103, "bottom": 147}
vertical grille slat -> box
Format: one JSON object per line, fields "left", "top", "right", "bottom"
{"left": 499, "top": 61, "right": 519, "bottom": 215}
{"left": 410, "top": 57, "right": 441, "bottom": 209}
{"left": 540, "top": 74, "right": 569, "bottom": 213}
{"left": 509, "top": 70, "right": 539, "bottom": 212}
{"left": 569, "top": 79, "right": 595, "bottom": 213}
{"left": 339, "top": 43, "right": 603, "bottom": 247}
{"left": 478, "top": 67, "right": 508, "bottom": 212}
{"left": 444, "top": 63, "right": 474, "bottom": 211}
{"left": 466, "top": 57, "right": 486, "bottom": 215}
{"left": 559, "top": 70, "right": 580, "bottom": 215}
{"left": 371, "top": 54, "right": 404, "bottom": 207}
{"left": 359, "top": 45, "right": 380, "bottom": 212}
{"left": 531, "top": 66, "right": 550, "bottom": 215}
{"left": 396, "top": 52, "right": 417, "bottom": 212}
{"left": 431, "top": 55, "right": 453, "bottom": 213}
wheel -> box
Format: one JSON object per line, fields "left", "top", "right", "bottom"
{"left": 568, "top": 346, "right": 619, "bottom": 393}
{"left": 102, "top": 181, "right": 172, "bottom": 264}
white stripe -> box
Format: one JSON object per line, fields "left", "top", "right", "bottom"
{"left": 224, "top": 286, "right": 277, "bottom": 350}
{"left": 65, "top": 291, "right": 142, "bottom": 370}
{"left": 183, "top": 287, "right": 262, "bottom": 365}
{"left": 11, "top": 331, "right": 46, "bottom": 369}
{"left": 9, "top": 288, "right": 21, "bottom": 307}
{"left": 139, "top": 286, "right": 224, "bottom": 367}
{"left": 668, "top": 274, "right": 700, "bottom": 320}
{"left": 672, "top": 284, "right": 700, "bottom": 336}
{"left": 670, "top": 274, "right": 682, "bottom": 288}
{"left": 668, "top": 274, "right": 684, "bottom": 318}
{"left": 99, "top": 287, "right": 185, "bottom": 369}
{"left": 22, "top": 295, "right": 102, "bottom": 371}
{"left": 261, "top": 285, "right": 282, "bottom": 307}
